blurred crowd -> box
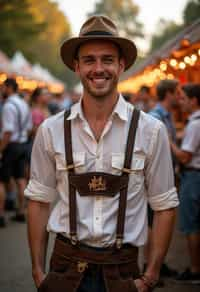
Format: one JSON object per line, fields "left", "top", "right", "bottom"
{"left": 0, "top": 78, "right": 80, "bottom": 227}
{"left": 126, "top": 80, "right": 200, "bottom": 284}
{"left": 0, "top": 77, "right": 199, "bottom": 284}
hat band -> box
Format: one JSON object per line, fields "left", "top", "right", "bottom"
{"left": 82, "top": 31, "right": 114, "bottom": 36}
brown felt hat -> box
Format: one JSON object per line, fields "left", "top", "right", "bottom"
{"left": 60, "top": 15, "right": 137, "bottom": 71}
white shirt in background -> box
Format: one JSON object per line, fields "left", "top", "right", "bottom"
{"left": 1, "top": 94, "right": 32, "bottom": 143}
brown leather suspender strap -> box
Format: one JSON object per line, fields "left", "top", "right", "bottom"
{"left": 116, "top": 108, "right": 140, "bottom": 248}
{"left": 64, "top": 110, "right": 78, "bottom": 245}
{"left": 64, "top": 107, "right": 140, "bottom": 248}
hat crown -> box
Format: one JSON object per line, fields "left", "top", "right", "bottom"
{"left": 79, "top": 15, "right": 118, "bottom": 37}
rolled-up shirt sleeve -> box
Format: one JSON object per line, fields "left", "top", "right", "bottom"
{"left": 145, "top": 122, "right": 179, "bottom": 210}
{"left": 2, "top": 104, "right": 15, "bottom": 133}
{"left": 24, "top": 123, "right": 58, "bottom": 202}
{"left": 181, "top": 122, "right": 199, "bottom": 153}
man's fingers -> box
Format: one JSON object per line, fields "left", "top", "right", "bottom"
{"left": 134, "top": 278, "right": 149, "bottom": 292}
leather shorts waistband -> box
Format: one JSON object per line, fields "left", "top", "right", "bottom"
{"left": 56, "top": 233, "right": 138, "bottom": 265}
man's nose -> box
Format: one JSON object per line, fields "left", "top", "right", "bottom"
{"left": 93, "top": 60, "right": 104, "bottom": 72}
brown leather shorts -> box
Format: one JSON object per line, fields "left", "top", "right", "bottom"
{"left": 38, "top": 235, "right": 140, "bottom": 292}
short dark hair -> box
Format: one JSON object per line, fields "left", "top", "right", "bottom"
{"left": 139, "top": 85, "right": 150, "bottom": 94}
{"left": 182, "top": 83, "right": 200, "bottom": 106}
{"left": 4, "top": 78, "right": 18, "bottom": 92}
{"left": 31, "top": 87, "right": 42, "bottom": 104}
{"left": 156, "top": 79, "right": 179, "bottom": 101}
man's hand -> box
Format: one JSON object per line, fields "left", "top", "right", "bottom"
{"left": 134, "top": 278, "right": 149, "bottom": 292}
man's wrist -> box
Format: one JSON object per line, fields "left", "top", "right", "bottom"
{"left": 140, "top": 274, "right": 158, "bottom": 289}
{"left": 32, "top": 266, "right": 44, "bottom": 277}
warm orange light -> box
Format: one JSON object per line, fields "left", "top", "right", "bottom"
{"left": 160, "top": 62, "right": 167, "bottom": 71}
{"left": 167, "top": 74, "right": 174, "bottom": 79}
{"left": 170, "top": 59, "right": 177, "bottom": 67}
{"left": 184, "top": 56, "right": 191, "bottom": 64}
{"left": 198, "top": 49, "right": 200, "bottom": 56}
{"left": 0, "top": 73, "right": 7, "bottom": 83}
{"left": 191, "top": 54, "right": 197, "bottom": 62}
{"left": 16, "top": 76, "right": 23, "bottom": 83}
{"left": 179, "top": 62, "right": 186, "bottom": 70}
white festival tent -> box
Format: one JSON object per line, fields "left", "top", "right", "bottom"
{"left": 11, "top": 51, "right": 33, "bottom": 78}
{"left": 0, "top": 50, "right": 13, "bottom": 73}
{"left": 0, "top": 50, "right": 64, "bottom": 92}
{"left": 10, "top": 51, "right": 64, "bottom": 92}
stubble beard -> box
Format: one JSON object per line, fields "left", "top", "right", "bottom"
{"left": 81, "top": 75, "right": 119, "bottom": 101}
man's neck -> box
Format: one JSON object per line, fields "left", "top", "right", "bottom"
{"left": 82, "top": 91, "right": 119, "bottom": 122}
{"left": 191, "top": 106, "right": 200, "bottom": 114}
{"left": 8, "top": 92, "right": 17, "bottom": 98}
{"left": 160, "top": 100, "right": 170, "bottom": 112}
{"left": 81, "top": 91, "right": 119, "bottom": 142}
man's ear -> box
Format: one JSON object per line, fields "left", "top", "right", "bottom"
{"left": 119, "top": 58, "right": 125, "bottom": 74}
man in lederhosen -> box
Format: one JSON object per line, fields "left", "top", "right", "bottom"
{"left": 25, "top": 16, "right": 179, "bottom": 292}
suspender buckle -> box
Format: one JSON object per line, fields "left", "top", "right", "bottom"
{"left": 67, "top": 164, "right": 76, "bottom": 171}
{"left": 116, "top": 237, "right": 123, "bottom": 249}
{"left": 77, "top": 261, "right": 88, "bottom": 273}
{"left": 70, "top": 234, "right": 78, "bottom": 245}
{"left": 122, "top": 167, "right": 132, "bottom": 174}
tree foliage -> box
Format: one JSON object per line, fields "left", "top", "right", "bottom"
{"left": 0, "top": 0, "right": 76, "bottom": 88}
{"left": 149, "top": 19, "right": 182, "bottom": 53}
{"left": 0, "top": 0, "right": 45, "bottom": 57}
{"left": 149, "top": 0, "right": 200, "bottom": 53}
{"left": 88, "top": 0, "right": 143, "bottom": 39}
{"left": 183, "top": 0, "right": 200, "bottom": 25}
{"left": 27, "top": 0, "right": 74, "bottom": 87}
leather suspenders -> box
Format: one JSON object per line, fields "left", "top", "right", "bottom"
{"left": 116, "top": 108, "right": 140, "bottom": 248}
{"left": 64, "top": 110, "right": 78, "bottom": 245}
{"left": 64, "top": 107, "right": 140, "bottom": 248}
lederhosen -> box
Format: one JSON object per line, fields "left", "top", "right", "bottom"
{"left": 38, "top": 108, "right": 142, "bottom": 292}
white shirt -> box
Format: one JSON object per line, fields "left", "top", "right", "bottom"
{"left": 181, "top": 109, "right": 200, "bottom": 169}
{"left": 25, "top": 95, "right": 178, "bottom": 247}
{"left": 1, "top": 94, "right": 32, "bottom": 143}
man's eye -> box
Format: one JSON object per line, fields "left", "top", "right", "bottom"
{"left": 104, "top": 58, "right": 113, "bottom": 64}
{"left": 84, "top": 59, "right": 94, "bottom": 64}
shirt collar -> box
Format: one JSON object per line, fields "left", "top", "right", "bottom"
{"left": 111, "top": 94, "right": 129, "bottom": 121}
{"left": 66, "top": 97, "right": 84, "bottom": 120}
{"left": 66, "top": 94, "right": 129, "bottom": 122}
{"left": 189, "top": 109, "right": 200, "bottom": 121}
{"left": 7, "top": 93, "right": 19, "bottom": 102}
{"left": 156, "top": 103, "right": 170, "bottom": 117}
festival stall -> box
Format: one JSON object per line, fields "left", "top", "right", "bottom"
{"left": 0, "top": 50, "right": 64, "bottom": 93}
{"left": 118, "top": 19, "right": 200, "bottom": 93}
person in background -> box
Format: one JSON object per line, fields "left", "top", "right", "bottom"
{"left": 170, "top": 83, "right": 200, "bottom": 284}
{"left": 31, "top": 88, "right": 50, "bottom": 137}
{"left": 136, "top": 85, "right": 152, "bottom": 112}
{"left": 24, "top": 87, "right": 51, "bottom": 175}
{"left": 146, "top": 79, "right": 184, "bottom": 279}
{"left": 0, "top": 78, "right": 32, "bottom": 227}
{"left": 149, "top": 79, "right": 182, "bottom": 147}
{"left": 47, "top": 91, "right": 72, "bottom": 115}
{"left": 60, "top": 91, "right": 73, "bottom": 110}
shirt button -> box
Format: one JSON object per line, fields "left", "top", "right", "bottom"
{"left": 96, "top": 217, "right": 99, "bottom": 221}
{"left": 96, "top": 154, "right": 100, "bottom": 159}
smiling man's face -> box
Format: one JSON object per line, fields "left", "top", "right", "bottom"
{"left": 75, "top": 40, "right": 125, "bottom": 100}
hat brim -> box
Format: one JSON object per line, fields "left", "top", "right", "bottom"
{"left": 60, "top": 35, "right": 137, "bottom": 71}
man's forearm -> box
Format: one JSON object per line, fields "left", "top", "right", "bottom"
{"left": 145, "top": 208, "right": 176, "bottom": 280}
{"left": 27, "top": 200, "right": 50, "bottom": 277}
{"left": 170, "top": 141, "right": 192, "bottom": 164}
{"left": 0, "top": 132, "right": 11, "bottom": 152}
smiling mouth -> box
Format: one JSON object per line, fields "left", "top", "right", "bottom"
{"left": 89, "top": 76, "right": 110, "bottom": 84}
